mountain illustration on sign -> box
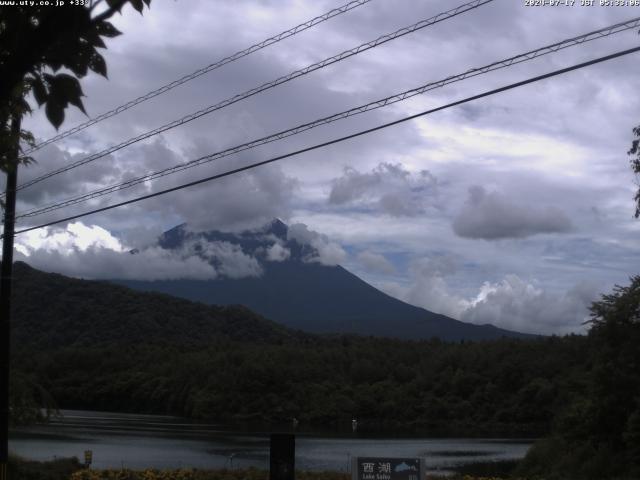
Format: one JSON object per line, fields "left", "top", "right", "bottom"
{"left": 116, "top": 219, "right": 532, "bottom": 341}
{"left": 394, "top": 462, "right": 417, "bottom": 472}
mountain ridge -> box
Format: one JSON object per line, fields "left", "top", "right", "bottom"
{"left": 10, "top": 261, "right": 303, "bottom": 350}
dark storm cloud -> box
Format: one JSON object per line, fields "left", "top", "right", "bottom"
{"left": 452, "top": 185, "right": 573, "bottom": 240}
{"left": 14, "top": 137, "right": 300, "bottom": 236}
{"left": 17, "top": 143, "right": 116, "bottom": 205}
{"left": 149, "top": 161, "right": 299, "bottom": 233}
{"left": 329, "top": 162, "right": 438, "bottom": 216}
{"left": 14, "top": 137, "right": 184, "bottom": 228}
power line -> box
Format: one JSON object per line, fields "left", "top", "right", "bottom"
{"left": 23, "top": 0, "right": 375, "bottom": 155}
{"left": 10, "top": 45, "right": 640, "bottom": 238}
{"left": 16, "top": 16, "right": 640, "bottom": 220}
{"left": 15, "top": 0, "right": 495, "bottom": 193}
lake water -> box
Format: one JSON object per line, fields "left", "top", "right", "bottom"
{"left": 10, "top": 410, "right": 532, "bottom": 475}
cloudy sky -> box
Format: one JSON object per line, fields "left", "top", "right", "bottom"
{"left": 11, "top": 0, "right": 640, "bottom": 334}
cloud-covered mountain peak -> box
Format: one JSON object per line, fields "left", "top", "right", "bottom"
{"left": 115, "top": 218, "right": 533, "bottom": 341}
{"left": 155, "top": 219, "right": 330, "bottom": 268}
{"left": 263, "top": 217, "right": 289, "bottom": 240}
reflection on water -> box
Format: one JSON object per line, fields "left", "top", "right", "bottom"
{"left": 10, "top": 410, "right": 532, "bottom": 474}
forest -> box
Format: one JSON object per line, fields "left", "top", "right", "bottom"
{"left": 13, "top": 335, "right": 587, "bottom": 436}
{"left": 8, "top": 263, "right": 640, "bottom": 478}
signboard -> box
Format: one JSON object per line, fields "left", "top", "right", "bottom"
{"left": 352, "top": 457, "right": 424, "bottom": 480}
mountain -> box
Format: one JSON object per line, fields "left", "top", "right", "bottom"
{"left": 10, "top": 261, "right": 301, "bottom": 350}
{"left": 114, "top": 219, "right": 531, "bottom": 341}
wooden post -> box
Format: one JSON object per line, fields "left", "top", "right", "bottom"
{"left": 270, "top": 433, "right": 295, "bottom": 480}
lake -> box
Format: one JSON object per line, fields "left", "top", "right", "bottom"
{"left": 10, "top": 410, "right": 532, "bottom": 475}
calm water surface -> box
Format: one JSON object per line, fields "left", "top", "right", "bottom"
{"left": 10, "top": 410, "right": 532, "bottom": 474}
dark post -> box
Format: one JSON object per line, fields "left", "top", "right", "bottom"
{"left": 270, "top": 433, "right": 295, "bottom": 480}
{"left": 0, "top": 116, "right": 20, "bottom": 480}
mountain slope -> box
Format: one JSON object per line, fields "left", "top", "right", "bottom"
{"left": 115, "top": 220, "right": 532, "bottom": 341}
{"left": 10, "top": 261, "right": 302, "bottom": 350}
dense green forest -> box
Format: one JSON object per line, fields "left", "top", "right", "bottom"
{"left": 8, "top": 263, "right": 640, "bottom": 478}
{"left": 10, "top": 262, "right": 588, "bottom": 436}
{"left": 14, "top": 335, "right": 588, "bottom": 436}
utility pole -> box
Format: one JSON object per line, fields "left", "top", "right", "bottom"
{"left": 0, "top": 116, "right": 21, "bottom": 480}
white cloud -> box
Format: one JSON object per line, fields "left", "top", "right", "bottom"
{"left": 461, "top": 276, "right": 598, "bottom": 335}
{"left": 357, "top": 250, "right": 396, "bottom": 275}
{"left": 266, "top": 242, "right": 291, "bottom": 262}
{"left": 401, "top": 256, "right": 469, "bottom": 320}
{"left": 16, "top": 244, "right": 218, "bottom": 281}
{"left": 184, "top": 239, "right": 263, "bottom": 278}
{"left": 392, "top": 255, "right": 599, "bottom": 334}
{"left": 13, "top": 222, "right": 264, "bottom": 281}
{"left": 15, "top": 222, "right": 124, "bottom": 256}
{"left": 287, "top": 222, "right": 347, "bottom": 265}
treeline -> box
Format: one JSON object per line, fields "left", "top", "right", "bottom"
{"left": 14, "top": 334, "right": 588, "bottom": 437}
{"left": 9, "top": 261, "right": 590, "bottom": 436}
{"left": 516, "top": 277, "right": 640, "bottom": 480}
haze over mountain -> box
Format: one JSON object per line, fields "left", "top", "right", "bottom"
{"left": 114, "top": 219, "right": 531, "bottom": 341}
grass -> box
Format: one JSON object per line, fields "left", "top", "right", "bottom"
{"left": 8, "top": 454, "right": 84, "bottom": 480}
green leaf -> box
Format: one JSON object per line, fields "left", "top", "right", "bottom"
{"left": 129, "top": 0, "right": 144, "bottom": 13}
{"left": 65, "top": 41, "right": 92, "bottom": 77}
{"left": 105, "top": 0, "right": 125, "bottom": 10}
{"left": 95, "top": 21, "right": 121, "bottom": 38}
{"left": 67, "top": 94, "right": 87, "bottom": 116}
{"left": 31, "top": 76, "right": 48, "bottom": 106}
{"left": 18, "top": 154, "right": 35, "bottom": 167}
{"left": 42, "top": 73, "right": 54, "bottom": 85}
{"left": 18, "top": 98, "right": 31, "bottom": 116}
{"left": 45, "top": 99, "right": 64, "bottom": 130}
{"left": 51, "top": 74, "right": 83, "bottom": 99}
{"left": 19, "top": 129, "right": 36, "bottom": 149}
{"left": 85, "top": 28, "right": 106, "bottom": 49}
{"left": 88, "top": 52, "right": 107, "bottom": 78}
{"left": 49, "top": 74, "right": 86, "bottom": 115}
{"left": 49, "top": 60, "right": 63, "bottom": 72}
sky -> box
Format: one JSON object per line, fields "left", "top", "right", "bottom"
{"left": 10, "top": 0, "right": 640, "bottom": 335}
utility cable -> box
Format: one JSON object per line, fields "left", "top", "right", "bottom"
{"left": 23, "top": 0, "right": 375, "bottom": 155}
{"left": 15, "top": 0, "right": 495, "bottom": 193}
{"left": 16, "top": 16, "right": 640, "bottom": 220}
{"left": 9, "top": 45, "right": 640, "bottom": 238}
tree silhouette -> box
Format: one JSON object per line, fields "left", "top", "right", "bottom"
{"left": 0, "top": 0, "right": 152, "bottom": 169}
{"left": 0, "top": 2, "right": 151, "bottom": 477}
